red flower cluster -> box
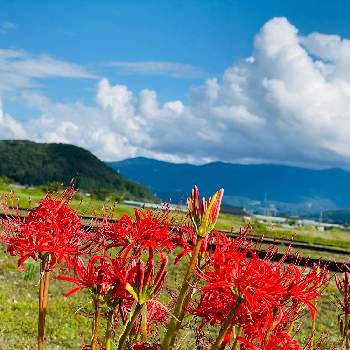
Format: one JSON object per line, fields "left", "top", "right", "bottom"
{"left": 1, "top": 187, "right": 85, "bottom": 269}
{"left": 190, "top": 233, "right": 328, "bottom": 348}
{"left": 57, "top": 255, "right": 130, "bottom": 298}
{"left": 132, "top": 343, "right": 160, "bottom": 350}
{"left": 56, "top": 209, "right": 173, "bottom": 350}
{"left": 335, "top": 268, "right": 350, "bottom": 344}
{"left": 335, "top": 270, "right": 350, "bottom": 315}
{"left": 99, "top": 209, "right": 175, "bottom": 254}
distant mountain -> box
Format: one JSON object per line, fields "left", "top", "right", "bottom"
{"left": 108, "top": 157, "right": 350, "bottom": 215}
{"left": 0, "top": 141, "right": 155, "bottom": 201}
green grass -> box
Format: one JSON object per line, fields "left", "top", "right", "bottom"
{"left": 0, "top": 254, "right": 92, "bottom": 349}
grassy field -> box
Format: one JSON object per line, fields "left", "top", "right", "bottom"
{"left": 0, "top": 252, "right": 94, "bottom": 349}
{"left": 0, "top": 184, "right": 348, "bottom": 348}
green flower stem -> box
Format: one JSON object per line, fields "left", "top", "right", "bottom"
{"left": 345, "top": 282, "right": 349, "bottom": 350}
{"left": 161, "top": 236, "right": 203, "bottom": 350}
{"left": 231, "top": 327, "right": 241, "bottom": 350}
{"left": 309, "top": 300, "right": 318, "bottom": 350}
{"left": 105, "top": 311, "right": 114, "bottom": 350}
{"left": 38, "top": 257, "right": 51, "bottom": 350}
{"left": 117, "top": 303, "right": 143, "bottom": 350}
{"left": 91, "top": 294, "right": 102, "bottom": 350}
{"left": 345, "top": 312, "right": 349, "bottom": 350}
{"left": 211, "top": 298, "right": 242, "bottom": 350}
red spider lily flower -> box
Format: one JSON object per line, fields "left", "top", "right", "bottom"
{"left": 1, "top": 186, "right": 85, "bottom": 270}
{"left": 173, "top": 226, "right": 210, "bottom": 265}
{"left": 57, "top": 255, "right": 130, "bottom": 297}
{"left": 335, "top": 269, "right": 350, "bottom": 341}
{"left": 335, "top": 271, "right": 350, "bottom": 315}
{"left": 190, "top": 232, "right": 328, "bottom": 348}
{"left": 146, "top": 298, "right": 168, "bottom": 326}
{"left": 187, "top": 186, "right": 224, "bottom": 237}
{"left": 126, "top": 252, "right": 168, "bottom": 304}
{"left": 239, "top": 331, "right": 300, "bottom": 350}
{"left": 101, "top": 209, "right": 175, "bottom": 254}
{"left": 189, "top": 286, "right": 238, "bottom": 326}
{"left": 281, "top": 264, "right": 328, "bottom": 320}
{"left": 132, "top": 343, "right": 160, "bottom": 350}
{"left": 129, "top": 298, "right": 168, "bottom": 340}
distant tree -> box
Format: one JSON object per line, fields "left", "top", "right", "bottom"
{"left": 40, "top": 182, "right": 64, "bottom": 193}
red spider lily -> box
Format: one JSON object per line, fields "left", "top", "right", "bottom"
{"left": 57, "top": 255, "right": 130, "bottom": 297}
{"left": 173, "top": 226, "right": 210, "bottom": 265}
{"left": 189, "top": 286, "right": 237, "bottom": 327}
{"left": 114, "top": 252, "right": 168, "bottom": 350}
{"left": 239, "top": 331, "right": 300, "bottom": 350}
{"left": 335, "top": 269, "right": 350, "bottom": 345}
{"left": 58, "top": 254, "right": 137, "bottom": 350}
{"left": 281, "top": 264, "right": 328, "bottom": 320}
{"left": 187, "top": 186, "right": 224, "bottom": 237}
{"left": 146, "top": 298, "right": 168, "bottom": 327}
{"left": 335, "top": 271, "right": 350, "bottom": 315}
{"left": 127, "top": 252, "right": 168, "bottom": 304}
{"left": 132, "top": 343, "right": 160, "bottom": 350}
{"left": 173, "top": 224, "right": 251, "bottom": 265}
{"left": 1, "top": 186, "right": 85, "bottom": 270}
{"left": 190, "top": 232, "right": 328, "bottom": 348}
{"left": 0, "top": 184, "right": 89, "bottom": 350}
{"left": 128, "top": 298, "right": 169, "bottom": 341}
{"left": 100, "top": 209, "right": 175, "bottom": 254}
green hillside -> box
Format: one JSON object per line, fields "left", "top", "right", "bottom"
{"left": 0, "top": 140, "right": 155, "bottom": 201}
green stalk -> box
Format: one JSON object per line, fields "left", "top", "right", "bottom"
{"left": 345, "top": 279, "right": 349, "bottom": 350}
{"left": 38, "top": 257, "right": 51, "bottom": 350}
{"left": 117, "top": 303, "right": 143, "bottom": 350}
{"left": 105, "top": 310, "right": 114, "bottom": 350}
{"left": 161, "top": 236, "right": 203, "bottom": 350}
{"left": 309, "top": 300, "right": 318, "bottom": 350}
{"left": 231, "top": 327, "right": 241, "bottom": 350}
{"left": 211, "top": 298, "right": 242, "bottom": 350}
{"left": 91, "top": 294, "right": 102, "bottom": 350}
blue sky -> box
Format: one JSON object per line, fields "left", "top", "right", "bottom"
{"left": 2, "top": 0, "right": 349, "bottom": 104}
{"left": 1, "top": 1, "right": 350, "bottom": 168}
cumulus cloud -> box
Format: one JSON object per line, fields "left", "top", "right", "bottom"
{"left": 3, "top": 17, "right": 350, "bottom": 168}
{"left": 0, "top": 98, "right": 26, "bottom": 139}
{"left": 106, "top": 61, "right": 204, "bottom": 79}
{"left": 21, "top": 91, "right": 138, "bottom": 161}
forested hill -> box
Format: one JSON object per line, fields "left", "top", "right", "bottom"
{"left": 0, "top": 140, "right": 155, "bottom": 201}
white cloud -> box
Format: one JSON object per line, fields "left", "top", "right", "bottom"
{"left": 106, "top": 61, "right": 204, "bottom": 79}
{"left": 0, "top": 49, "right": 96, "bottom": 93}
{"left": 4, "top": 17, "right": 350, "bottom": 168}
{"left": 21, "top": 91, "right": 138, "bottom": 161}
{"left": 0, "top": 98, "right": 26, "bottom": 139}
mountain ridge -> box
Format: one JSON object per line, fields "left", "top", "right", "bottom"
{"left": 108, "top": 157, "right": 350, "bottom": 214}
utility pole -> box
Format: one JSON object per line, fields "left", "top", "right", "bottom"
{"left": 264, "top": 192, "right": 268, "bottom": 216}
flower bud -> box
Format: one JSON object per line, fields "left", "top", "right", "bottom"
{"left": 187, "top": 186, "right": 224, "bottom": 237}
